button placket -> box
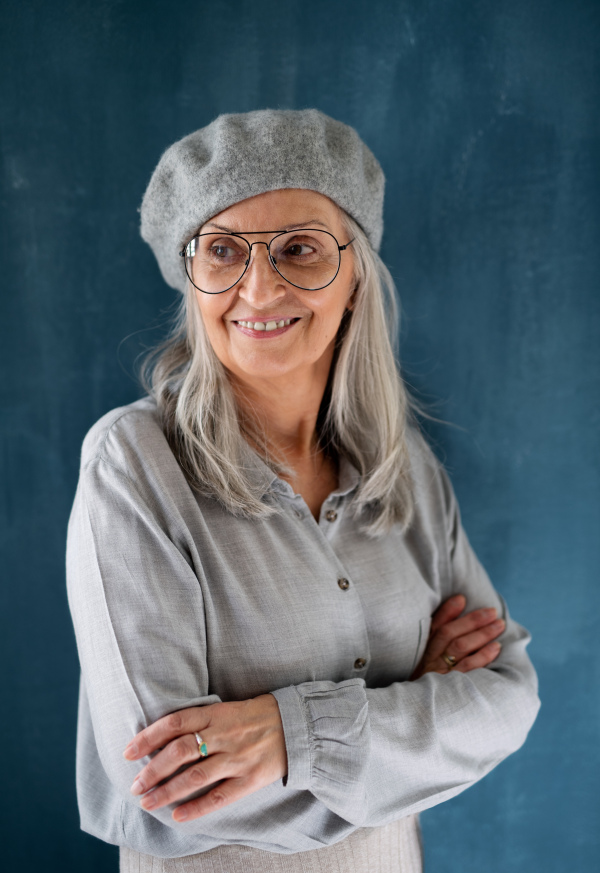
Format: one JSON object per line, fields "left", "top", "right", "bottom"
{"left": 280, "top": 491, "right": 370, "bottom": 676}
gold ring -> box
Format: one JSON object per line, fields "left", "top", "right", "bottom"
{"left": 442, "top": 652, "right": 457, "bottom": 667}
{"left": 194, "top": 732, "right": 208, "bottom": 758}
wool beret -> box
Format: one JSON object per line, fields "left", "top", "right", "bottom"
{"left": 139, "top": 108, "right": 385, "bottom": 292}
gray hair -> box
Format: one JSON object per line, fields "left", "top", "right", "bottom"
{"left": 138, "top": 210, "right": 415, "bottom": 537}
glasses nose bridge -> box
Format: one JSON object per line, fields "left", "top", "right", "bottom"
{"left": 245, "top": 238, "right": 277, "bottom": 272}
{"left": 247, "top": 239, "right": 272, "bottom": 254}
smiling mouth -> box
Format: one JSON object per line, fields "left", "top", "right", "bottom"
{"left": 234, "top": 317, "right": 300, "bottom": 332}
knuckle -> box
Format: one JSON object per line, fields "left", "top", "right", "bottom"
{"left": 453, "top": 637, "right": 468, "bottom": 655}
{"left": 169, "top": 737, "right": 189, "bottom": 761}
{"left": 166, "top": 712, "right": 184, "bottom": 733}
{"left": 208, "top": 789, "right": 228, "bottom": 810}
{"left": 467, "top": 612, "right": 483, "bottom": 627}
{"left": 189, "top": 765, "right": 208, "bottom": 787}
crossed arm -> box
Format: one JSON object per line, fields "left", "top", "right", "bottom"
{"left": 123, "top": 594, "right": 506, "bottom": 823}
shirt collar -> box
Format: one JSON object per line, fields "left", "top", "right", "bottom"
{"left": 239, "top": 441, "right": 360, "bottom": 502}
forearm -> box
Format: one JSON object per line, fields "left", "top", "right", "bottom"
{"left": 272, "top": 613, "right": 540, "bottom": 828}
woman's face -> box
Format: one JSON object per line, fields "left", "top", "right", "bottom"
{"left": 192, "top": 189, "right": 355, "bottom": 389}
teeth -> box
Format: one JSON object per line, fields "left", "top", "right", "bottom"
{"left": 238, "top": 319, "right": 294, "bottom": 331}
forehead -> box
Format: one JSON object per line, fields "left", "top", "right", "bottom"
{"left": 200, "top": 189, "right": 343, "bottom": 234}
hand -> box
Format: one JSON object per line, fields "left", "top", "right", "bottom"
{"left": 410, "top": 594, "right": 505, "bottom": 680}
{"left": 123, "top": 693, "right": 287, "bottom": 822}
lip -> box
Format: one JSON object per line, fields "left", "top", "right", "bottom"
{"left": 231, "top": 317, "right": 301, "bottom": 339}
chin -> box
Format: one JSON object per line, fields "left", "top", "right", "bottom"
{"left": 233, "top": 362, "right": 297, "bottom": 380}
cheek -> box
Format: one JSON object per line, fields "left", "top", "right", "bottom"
{"left": 195, "top": 294, "right": 230, "bottom": 343}
{"left": 314, "top": 288, "right": 354, "bottom": 340}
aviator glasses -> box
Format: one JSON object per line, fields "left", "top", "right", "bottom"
{"left": 179, "top": 228, "right": 355, "bottom": 295}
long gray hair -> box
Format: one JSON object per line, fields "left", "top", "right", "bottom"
{"left": 138, "top": 210, "right": 415, "bottom": 537}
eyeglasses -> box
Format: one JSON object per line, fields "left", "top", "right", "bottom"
{"left": 179, "top": 228, "right": 355, "bottom": 294}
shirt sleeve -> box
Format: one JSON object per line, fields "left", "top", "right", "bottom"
{"left": 270, "top": 458, "right": 541, "bottom": 828}
{"left": 67, "top": 457, "right": 223, "bottom": 832}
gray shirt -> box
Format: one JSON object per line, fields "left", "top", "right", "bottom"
{"left": 66, "top": 396, "right": 540, "bottom": 859}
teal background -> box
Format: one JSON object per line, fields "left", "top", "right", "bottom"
{"left": 1, "top": 0, "right": 598, "bottom": 869}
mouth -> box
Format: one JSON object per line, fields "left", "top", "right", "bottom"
{"left": 232, "top": 317, "right": 301, "bottom": 337}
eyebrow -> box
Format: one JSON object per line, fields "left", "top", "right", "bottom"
{"left": 202, "top": 219, "right": 330, "bottom": 233}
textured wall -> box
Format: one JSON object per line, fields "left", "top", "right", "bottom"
{"left": 1, "top": 1, "right": 598, "bottom": 869}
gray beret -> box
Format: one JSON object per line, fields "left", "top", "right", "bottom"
{"left": 139, "top": 108, "right": 385, "bottom": 292}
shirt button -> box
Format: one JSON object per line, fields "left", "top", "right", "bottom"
{"left": 353, "top": 658, "right": 367, "bottom": 670}
{"left": 325, "top": 509, "right": 338, "bottom": 522}
{"left": 338, "top": 578, "right": 350, "bottom": 590}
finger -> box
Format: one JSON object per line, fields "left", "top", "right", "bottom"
{"left": 451, "top": 641, "right": 502, "bottom": 673}
{"left": 428, "top": 607, "right": 499, "bottom": 660}
{"left": 173, "top": 775, "right": 257, "bottom": 822}
{"left": 443, "top": 619, "right": 505, "bottom": 663}
{"left": 124, "top": 708, "right": 210, "bottom": 761}
{"left": 139, "top": 756, "right": 228, "bottom": 812}
{"left": 430, "top": 595, "right": 466, "bottom": 636}
{"left": 131, "top": 732, "right": 209, "bottom": 796}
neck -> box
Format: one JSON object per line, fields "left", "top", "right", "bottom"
{"left": 229, "top": 357, "right": 333, "bottom": 469}
{"left": 229, "top": 355, "right": 340, "bottom": 517}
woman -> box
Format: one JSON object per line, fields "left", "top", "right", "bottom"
{"left": 66, "top": 109, "right": 540, "bottom": 872}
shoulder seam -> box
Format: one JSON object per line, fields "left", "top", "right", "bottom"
{"left": 94, "top": 405, "right": 143, "bottom": 464}
{"left": 80, "top": 452, "right": 141, "bottom": 492}
{"left": 82, "top": 400, "right": 162, "bottom": 471}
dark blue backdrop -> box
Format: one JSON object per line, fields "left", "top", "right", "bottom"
{"left": 1, "top": 1, "right": 598, "bottom": 870}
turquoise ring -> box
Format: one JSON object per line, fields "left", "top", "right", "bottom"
{"left": 194, "top": 731, "right": 208, "bottom": 758}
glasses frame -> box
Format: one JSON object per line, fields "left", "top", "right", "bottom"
{"left": 179, "top": 228, "right": 355, "bottom": 295}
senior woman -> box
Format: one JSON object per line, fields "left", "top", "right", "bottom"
{"left": 66, "top": 109, "right": 540, "bottom": 873}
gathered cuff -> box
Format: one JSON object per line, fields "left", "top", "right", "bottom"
{"left": 270, "top": 685, "right": 312, "bottom": 789}
{"left": 271, "top": 679, "right": 370, "bottom": 823}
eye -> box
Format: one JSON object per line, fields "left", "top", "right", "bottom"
{"left": 211, "top": 244, "right": 238, "bottom": 258}
{"left": 284, "top": 242, "right": 315, "bottom": 257}
{"left": 202, "top": 236, "right": 248, "bottom": 263}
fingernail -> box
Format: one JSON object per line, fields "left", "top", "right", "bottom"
{"left": 483, "top": 608, "right": 496, "bottom": 618}
{"left": 123, "top": 742, "right": 138, "bottom": 759}
{"left": 174, "top": 808, "right": 188, "bottom": 821}
{"left": 130, "top": 778, "right": 145, "bottom": 796}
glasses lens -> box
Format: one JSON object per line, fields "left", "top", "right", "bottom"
{"left": 270, "top": 230, "right": 340, "bottom": 290}
{"left": 184, "top": 234, "right": 250, "bottom": 294}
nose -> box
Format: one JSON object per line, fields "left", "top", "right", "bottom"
{"left": 236, "top": 241, "right": 287, "bottom": 306}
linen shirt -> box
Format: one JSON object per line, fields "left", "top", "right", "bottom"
{"left": 66, "top": 396, "right": 540, "bottom": 859}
